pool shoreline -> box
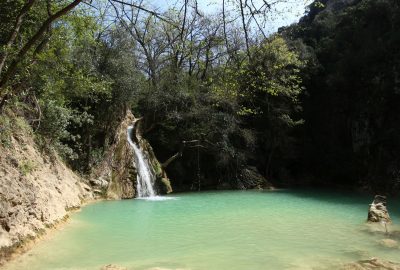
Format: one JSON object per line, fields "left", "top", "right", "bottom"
{"left": 0, "top": 198, "right": 102, "bottom": 268}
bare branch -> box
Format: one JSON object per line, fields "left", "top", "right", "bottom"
{"left": 108, "top": 0, "right": 178, "bottom": 26}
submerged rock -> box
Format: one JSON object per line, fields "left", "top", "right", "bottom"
{"left": 341, "top": 258, "right": 400, "bottom": 270}
{"left": 378, "top": 239, "right": 399, "bottom": 249}
{"left": 101, "top": 264, "right": 127, "bottom": 270}
{"left": 367, "top": 195, "right": 391, "bottom": 223}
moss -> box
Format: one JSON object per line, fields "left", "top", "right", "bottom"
{"left": 153, "top": 161, "right": 163, "bottom": 177}
{"left": 161, "top": 177, "right": 173, "bottom": 194}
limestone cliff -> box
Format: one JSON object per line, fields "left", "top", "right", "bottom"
{"left": 135, "top": 119, "right": 173, "bottom": 195}
{"left": 0, "top": 115, "right": 92, "bottom": 261}
{"left": 90, "top": 111, "right": 137, "bottom": 199}
{"left": 90, "top": 110, "right": 172, "bottom": 199}
{"left": 0, "top": 109, "right": 170, "bottom": 264}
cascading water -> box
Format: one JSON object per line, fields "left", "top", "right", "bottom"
{"left": 127, "top": 125, "right": 156, "bottom": 198}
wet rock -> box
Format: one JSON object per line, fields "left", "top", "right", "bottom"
{"left": 160, "top": 177, "right": 173, "bottom": 194}
{"left": 101, "top": 264, "right": 127, "bottom": 270}
{"left": 91, "top": 110, "right": 172, "bottom": 199}
{"left": 341, "top": 258, "right": 400, "bottom": 270}
{"left": 91, "top": 111, "right": 136, "bottom": 199}
{"left": 136, "top": 128, "right": 173, "bottom": 195}
{"left": 367, "top": 195, "right": 391, "bottom": 223}
{"left": 378, "top": 239, "right": 399, "bottom": 249}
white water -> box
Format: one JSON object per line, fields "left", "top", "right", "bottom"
{"left": 127, "top": 125, "right": 156, "bottom": 198}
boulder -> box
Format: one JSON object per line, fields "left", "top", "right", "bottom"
{"left": 367, "top": 195, "right": 391, "bottom": 223}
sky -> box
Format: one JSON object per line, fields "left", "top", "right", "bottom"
{"left": 147, "top": 0, "right": 313, "bottom": 33}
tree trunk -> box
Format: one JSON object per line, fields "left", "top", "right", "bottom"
{"left": 0, "top": 0, "right": 36, "bottom": 76}
{"left": 0, "top": 0, "right": 83, "bottom": 97}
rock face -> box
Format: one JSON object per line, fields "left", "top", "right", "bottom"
{"left": 367, "top": 195, "right": 391, "bottom": 223}
{"left": 216, "top": 166, "right": 274, "bottom": 190}
{"left": 237, "top": 166, "right": 274, "bottom": 190}
{"left": 135, "top": 120, "right": 173, "bottom": 195}
{"left": 91, "top": 110, "right": 172, "bottom": 199}
{"left": 91, "top": 111, "right": 137, "bottom": 199}
{"left": 342, "top": 258, "right": 400, "bottom": 270}
{"left": 0, "top": 119, "right": 92, "bottom": 258}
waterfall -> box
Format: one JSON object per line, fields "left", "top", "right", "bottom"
{"left": 127, "top": 125, "right": 156, "bottom": 198}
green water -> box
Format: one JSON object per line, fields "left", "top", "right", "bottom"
{"left": 4, "top": 190, "right": 400, "bottom": 270}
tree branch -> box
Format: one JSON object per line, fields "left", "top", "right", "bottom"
{"left": 108, "top": 0, "right": 178, "bottom": 26}
{"left": 0, "top": 0, "right": 83, "bottom": 95}
{"left": 161, "top": 152, "right": 182, "bottom": 168}
{"left": 0, "top": 0, "right": 36, "bottom": 76}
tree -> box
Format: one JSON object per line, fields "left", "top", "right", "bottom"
{"left": 0, "top": 0, "right": 83, "bottom": 104}
{"left": 285, "top": 0, "right": 400, "bottom": 192}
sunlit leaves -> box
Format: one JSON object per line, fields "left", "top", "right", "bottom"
{"left": 214, "top": 35, "right": 304, "bottom": 119}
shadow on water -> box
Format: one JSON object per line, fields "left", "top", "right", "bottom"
{"left": 86, "top": 188, "right": 400, "bottom": 223}
{"left": 273, "top": 188, "right": 400, "bottom": 220}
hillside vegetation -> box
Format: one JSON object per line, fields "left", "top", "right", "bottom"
{"left": 0, "top": 0, "right": 399, "bottom": 194}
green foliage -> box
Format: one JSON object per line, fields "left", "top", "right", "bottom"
{"left": 207, "top": 36, "right": 306, "bottom": 180}
{"left": 19, "top": 160, "right": 36, "bottom": 176}
{"left": 4, "top": 0, "right": 398, "bottom": 193}
{"left": 285, "top": 0, "right": 400, "bottom": 192}
{"left": 36, "top": 100, "right": 93, "bottom": 160}
{"left": 0, "top": 0, "right": 24, "bottom": 44}
{"left": 0, "top": 114, "right": 12, "bottom": 147}
{"left": 138, "top": 34, "right": 304, "bottom": 186}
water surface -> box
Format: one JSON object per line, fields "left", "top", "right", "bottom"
{"left": 5, "top": 190, "right": 400, "bottom": 269}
